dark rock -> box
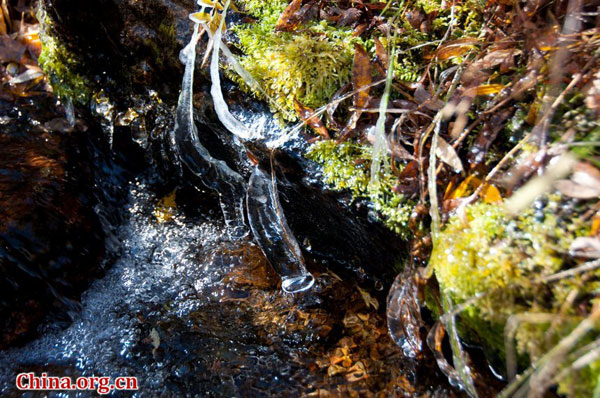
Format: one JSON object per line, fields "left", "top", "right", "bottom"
{"left": 39, "top": 0, "right": 406, "bottom": 285}
{"left": 0, "top": 95, "right": 106, "bottom": 348}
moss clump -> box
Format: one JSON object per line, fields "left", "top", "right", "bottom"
{"left": 307, "top": 140, "right": 413, "bottom": 239}
{"left": 230, "top": 0, "right": 355, "bottom": 120}
{"left": 38, "top": 11, "right": 92, "bottom": 105}
{"left": 431, "top": 200, "right": 600, "bottom": 396}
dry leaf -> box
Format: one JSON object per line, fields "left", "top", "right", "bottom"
{"left": 154, "top": 190, "right": 177, "bottom": 223}
{"left": 374, "top": 37, "right": 388, "bottom": 71}
{"left": 352, "top": 43, "right": 371, "bottom": 109}
{"left": 338, "top": 43, "right": 371, "bottom": 140}
{"left": 346, "top": 361, "right": 368, "bottom": 382}
{"left": 275, "top": 0, "right": 302, "bottom": 32}
{"left": 569, "top": 237, "right": 600, "bottom": 258}
{"left": 8, "top": 69, "right": 43, "bottom": 85}
{"left": 435, "top": 136, "right": 463, "bottom": 172}
{"left": 481, "top": 184, "right": 502, "bottom": 203}
{"left": 294, "top": 99, "right": 330, "bottom": 139}
{"left": 555, "top": 162, "right": 600, "bottom": 199}
{"left": 474, "top": 84, "right": 505, "bottom": 96}
{"left": 433, "top": 38, "right": 479, "bottom": 61}
{"left": 328, "top": 364, "right": 346, "bottom": 377}
{"left": 357, "top": 286, "right": 379, "bottom": 310}
{"left": 149, "top": 328, "right": 160, "bottom": 356}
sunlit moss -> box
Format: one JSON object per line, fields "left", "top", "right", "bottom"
{"left": 307, "top": 140, "right": 413, "bottom": 238}
{"left": 431, "top": 200, "right": 600, "bottom": 395}
{"left": 230, "top": 0, "right": 355, "bottom": 120}
{"left": 38, "top": 11, "right": 92, "bottom": 105}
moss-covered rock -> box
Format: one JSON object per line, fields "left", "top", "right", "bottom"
{"left": 38, "top": 10, "right": 92, "bottom": 105}
{"left": 230, "top": 0, "right": 355, "bottom": 120}
{"left": 430, "top": 200, "right": 600, "bottom": 397}
{"left": 307, "top": 140, "right": 414, "bottom": 239}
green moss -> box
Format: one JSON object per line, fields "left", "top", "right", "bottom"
{"left": 307, "top": 140, "right": 413, "bottom": 238}
{"left": 431, "top": 201, "right": 600, "bottom": 395}
{"left": 38, "top": 12, "right": 92, "bottom": 105}
{"left": 230, "top": 0, "right": 355, "bottom": 120}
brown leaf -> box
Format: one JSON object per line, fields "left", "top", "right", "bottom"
{"left": 274, "top": 0, "right": 303, "bottom": 32}
{"left": 338, "top": 43, "right": 372, "bottom": 141}
{"left": 357, "top": 286, "right": 379, "bottom": 310}
{"left": 337, "top": 8, "right": 362, "bottom": 27}
{"left": 346, "top": 361, "right": 368, "bottom": 382}
{"left": 433, "top": 38, "right": 479, "bottom": 61}
{"left": 352, "top": 43, "right": 372, "bottom": 109}
{"left": 294, "top": 99, "right": 330, "bottom": 139}
{"left": 374, "top": 37, "right": 388, "bottom": 71}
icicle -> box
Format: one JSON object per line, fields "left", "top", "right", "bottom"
{"left": 247, "top": 164, "right": 315, "bottom": 293}
{"left": 387, "top": 269, "right": 424, "bottom": 358}
{"left": 64, "top": 97, "right": 75, "bottom": 128}
{"left": 206, "top": 2, "right": 260, "bottom": 141}
{"left": 172, "top": 22, "right": 247, "bottom": 238}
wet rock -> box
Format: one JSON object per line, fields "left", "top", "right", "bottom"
{"left": 39, "top": 0, "right": 406, "bottom": 284}
{"left": 0, "top": 95, "right": 105, "bottom": 348}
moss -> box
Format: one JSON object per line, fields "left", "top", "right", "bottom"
{"left": 307, "top": 140, "right": 413, "bottom": 239}
{"left": 230, "top": 0, "right": 356, "bottom": 120}
{"left": 38, "top": 12, "right": 92, "bottom": 105}
{"left": 430, "top": 201, "right": 600, "bottom": 395}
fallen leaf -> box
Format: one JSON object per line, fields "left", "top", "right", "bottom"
{"left": 435, "top": 136, "right": 463, "bottom": 172}
{"left": 8, "top": 69, "right": 44, "bottom": 85}
{"left": 154, "top": 190, "right": 177, "bottom": 223}
{"left": 275, "top": 0, "right": 302, "bottom": 32}
{"left": 328, "top": 364, "right": 346, "bottom": 377}
{"left": 294, "top": 99, "right": 330, "bottom": 139}
{"left": 338, "top": 43, "right": 372, "bottom": 140}
{"left": 474, "top": 84, "right": 505, "bottom": 96}
{"left": 352, "top": 43, "right": 371, "bottom": 110}
{"left": 346, "top": 361, "right": 368, "bottom": 382}
{"left": 555, "top": 162, "right": 600, "bottom": 199}
{"left": 433, "top": 38, "right": 479, "bottom": 61}
{"left": 149, "top": 328, "right": 160, "bottom": 355}
{"left": 357, "top": 286, "right": 379, "bottom": 310}
{"left": 374, "top": 37, "right": 388, "bottom": 71}
{"left": 481, "top": 183, "right": 502, "bottom": 203}
{"left": 569, "top": 237, "right": 600, "bottom": 258}
{"left": 337, "top": 7, "right": 362, "bottom": 27}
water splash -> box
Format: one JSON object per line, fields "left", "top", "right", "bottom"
{"left": 172, "top": 21, "right": 247, "bottom": 238}
{"left": 246, "top": 164, "right": 314, "bottom": 293}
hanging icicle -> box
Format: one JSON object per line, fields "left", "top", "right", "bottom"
{"left": 171, "top": 18, "right": 247, "bottom": 238}
{"left": 246, "top": 163, "right": 315, "bottom": 293}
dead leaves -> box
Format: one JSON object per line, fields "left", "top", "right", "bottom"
{"left": 431, "top": 38, "right": 480, "bottom": 62}
{"left": 294, "top": 99, "right": 330, "bottom": 139}
{"left": 435, "top": 136, "right": 463, "bottom": 173}
{"left": 339, "top": 43, "right": 372, "bottom": 140}
{"left": 555, "top": 162, "right": 600, "bottom": 200}
{"left": 274, "top": 0, "right": 302, "bottom": 32}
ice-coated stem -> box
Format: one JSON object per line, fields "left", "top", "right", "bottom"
{"left": 247, "top": 165, "right": 315, "bottom": 293}
{"left": 172, "top": 21, "right": 247, "bottom": 238}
